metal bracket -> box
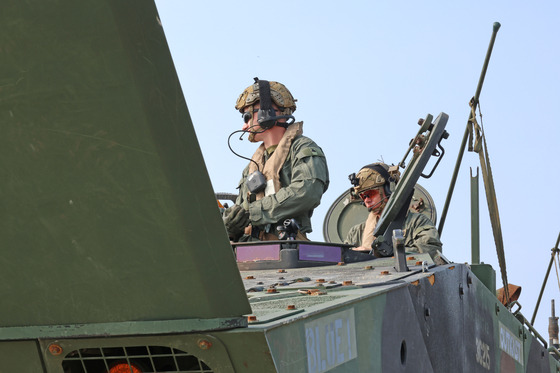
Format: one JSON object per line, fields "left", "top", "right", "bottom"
{"left": 375, "top": 113, "right": 449, "bottom": 238}
{"left": 393, "top": 229, "right": 408, "bottom": 272}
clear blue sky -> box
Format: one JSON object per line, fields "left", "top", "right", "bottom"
{"left": 155, "top": 1, "right": 560, "bottom": 340}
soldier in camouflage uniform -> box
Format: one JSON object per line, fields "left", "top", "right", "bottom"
{"left": 223, "top": 78, "right": 329, "bottom": 242}
{"left": 344, "top": 163, "right": 442, "bottom": 259}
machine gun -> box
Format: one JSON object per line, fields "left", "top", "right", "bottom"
{"left": 372, "top": 113, "right": 449, "bottom": 270}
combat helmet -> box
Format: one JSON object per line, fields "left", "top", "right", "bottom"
{"left": 235, "top": 77, "right": 297, "bottom": 117}
{"left": 349, "top": 163, "right": 400, "bottom": 198}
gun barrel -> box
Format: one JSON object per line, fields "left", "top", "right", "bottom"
{"left": 473, "top": 22, "right": 501, "bottom": 105}
{"left": 438, "top": 22, "right": 501, "bottom": 236}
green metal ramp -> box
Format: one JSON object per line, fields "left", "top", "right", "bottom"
{"left": 0, "top": 0, "right": 250, "bottom": 331}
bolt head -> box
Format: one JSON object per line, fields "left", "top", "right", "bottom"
{"left": 197, "top": 339, "right": 212, "bottom": 350}
{"left": 48, "top": 344, "right": 63, "bottom": 356}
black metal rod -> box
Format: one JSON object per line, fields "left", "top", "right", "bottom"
{"left": 531, "top": 231, "right": 560, "bottom": 325}
{"left": 518, "top": 312, "right": 549, "bottom": 348}
{"left": 438, "top": 22, "right": 501, "bottom": 236}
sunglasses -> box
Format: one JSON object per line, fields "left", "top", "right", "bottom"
{"left": 359, "top": 188, "right": 381, "bottom": 201}
{"left": 242, "top": 109, "right": 259, "bottom": 124}
{"left": 243, "top": 108, "right": 283, "bottom": 124}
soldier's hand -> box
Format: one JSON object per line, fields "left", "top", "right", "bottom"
{"left": 223, "top": 204, "right": 250, "bottom": 241}
{"left": 351, "top": 246, "right": 372, "bottom": 253}
{"left": 372, "top": 236, "right": 393, "bottom": 257}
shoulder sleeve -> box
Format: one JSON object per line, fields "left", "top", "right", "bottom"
{"left": 295, "top": 146, "right": 325, "bottom": 158}
{"left": 290, "top": 136, "right": 329, "bottom": 186}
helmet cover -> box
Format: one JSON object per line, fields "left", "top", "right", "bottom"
{"left": 235, "top": 79, "right": 297, "bottom": 116}
{"left": 353, "top": 164, "right": 389, "bottom": 195}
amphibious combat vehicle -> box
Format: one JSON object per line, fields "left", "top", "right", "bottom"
{"left": 1, "top": 1, "right": 559, "bottom": 372}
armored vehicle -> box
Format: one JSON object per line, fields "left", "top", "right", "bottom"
{"left": 1, "top": 1, "right": 559, "bottom": 372}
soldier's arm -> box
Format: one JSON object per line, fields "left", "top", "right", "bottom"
{"left": 233, "top": 163, "right": 252, "bottom": 206}
{"left": 404, "top": 213, "right": 443, "bottom": 259}
{"left": 344, "top": 222, "right": 365, "bottom": 247}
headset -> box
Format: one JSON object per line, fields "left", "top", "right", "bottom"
{"left": 230, "top": 78, "right": 296, "bottom": 194}
{"left": 253, "top": 78, "right": 295, "bottom": 129}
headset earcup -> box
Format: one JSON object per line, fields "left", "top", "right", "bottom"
{"left": 258, "top": 108, "right": 277, "bottom": 129}
{"left": 385, "top": 183, "right": 392, "bottom": 197}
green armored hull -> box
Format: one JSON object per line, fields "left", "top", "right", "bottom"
{"left": 3, "top": 251, "right": 557, "bottom": 372}
{"left": 1, "top": 1, "right": 558, "bottom": 372}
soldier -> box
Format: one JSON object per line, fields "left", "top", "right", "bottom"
{"left": 344, "top": 163, "right": 442, "bottom": 259}
{"left": 223, "top": 78, "right": 329, "bottom": 241}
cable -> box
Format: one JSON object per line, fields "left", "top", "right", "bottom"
{"left": 226, "top": 125, "right": 266, "bottom": 172}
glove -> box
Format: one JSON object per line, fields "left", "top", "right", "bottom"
{"left": 223, "top": 204, "right": 250, "bottom": 241}
{"left": 372, "top": 235, "right": 393, "bottom": 257}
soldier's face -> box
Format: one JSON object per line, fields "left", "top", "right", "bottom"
{"left": 242, "top": 104, "right": 265, "bottom": 142}
{"left": 360, "top": 188, "right": 383, "bottom": 210}
{"left": 241, "top": 103, "right": 285, "bottom": 143}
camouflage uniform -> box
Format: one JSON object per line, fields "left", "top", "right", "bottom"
{"left": 344, "top": 211, "right": 442, "bottom": 259}
{"left": 226, "top": 78, "right": 328, "bottom": 241}
{"left": 234, "top": 134, "right": 329, "bottom": 241}
{"left": 345, "top": 162, "right": 442, "bottom": 259}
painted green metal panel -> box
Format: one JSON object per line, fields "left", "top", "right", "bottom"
{"left": 0, "top": 341, "right": 44, "bottom": 372}
{"left": 263, "top": 294, "right": 387, "bottom": 372}
{"left": 217, "top": 331, "right": 278, "bottom": 372}
{"left": 471, "top": 263, "right": 497, "bottom": 294}
{"left": 0, "top": 0, "right": 250, "bottom": 328}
